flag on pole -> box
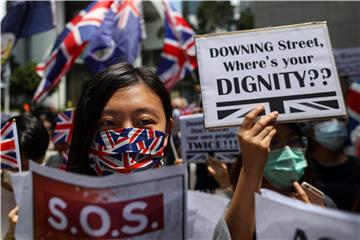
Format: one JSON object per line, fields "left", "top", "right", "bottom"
{"left": 85, "top": 0, "right": 146, "bottom": 74}
{"left": 33, "top": 1, "right": 113, "bottom": 104}
{"left": 1, "top": 1, "right": 55, "bottom": 66}
{"left": 52, "top": 109, "right": 75, "bottom": 145}
{"left": 156, "top": 0, "right": 197, "bottom": 90}
{"left": 0, "top": 120, "right": 22, "bottom": 170}
{"left": 51, "top": 109, "right": 75, "bottom": 170}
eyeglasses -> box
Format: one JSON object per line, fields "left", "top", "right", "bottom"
{"left": 270, "top": 136, "right": 308, "bottom": 150}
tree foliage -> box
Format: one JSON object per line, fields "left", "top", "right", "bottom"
{"left": 10, "top": 62, "right": 41, "bottom": 99}
{"left": 196, "top": 1, "right": 234, "bottom": 34}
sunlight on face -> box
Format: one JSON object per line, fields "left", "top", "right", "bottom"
{"left": 97, "top": 83, "right": 167, "bottom": 132}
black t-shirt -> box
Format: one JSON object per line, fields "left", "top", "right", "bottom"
{"left": 310, "top": 156, "right": 360, "bottom": 211}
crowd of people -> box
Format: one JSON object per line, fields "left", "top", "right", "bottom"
{"left": 1, "top": 62, "right": 360, "bottom": 239}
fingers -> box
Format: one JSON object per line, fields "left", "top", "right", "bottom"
{"left": 241, "top": 104, "right": 265, "bottom": 130}
{"left": 174, "top": 158, "right": 183, "bottom": 165}
{"left": 207, "top": 165, "right": 216, "bottom": 177}
{"left": 262, "top": 128, "right": 277, "bottom": 147}
{"left": 206, "top": 158, "right": 228, "bottom": 174}
{"left": 8, "top": 206, "right": 19, "bottom": 224}
{"left": 249, "top": 111, "right": 279, "bottom": 137}
{"left": 293, "top": 181, "right": 311, "bottom": 204}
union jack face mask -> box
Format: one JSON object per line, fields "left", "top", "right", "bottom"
{"left": 89, "top": 127, "right": 167, "bottom": 176}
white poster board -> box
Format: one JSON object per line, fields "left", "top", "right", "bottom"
{"left": 195, "top": 22, "right": 347, "bottom": 128}
{"left": 334, "top": 47, "right": 360, "bottom": 82}
{"left": 14, "top": 162, "right": 187, "bottom": 240}
{"left": 256, "top": 189, "right": 360, "bottom": 240}
{"left": 180, "top": 114, "right": 240, "bottom": 162}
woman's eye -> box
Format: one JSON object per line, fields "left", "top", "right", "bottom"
{"left": 100, "top": 120, "right": 114, "bottom": 127}
{"left": 137, "top": 119, "right": 153, "bottom": 126}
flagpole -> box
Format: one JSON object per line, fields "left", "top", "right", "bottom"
{"left": 4, "top": 63, "right": 11, "bottom": 115}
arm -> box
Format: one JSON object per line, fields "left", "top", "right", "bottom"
{"left": 225, "top": 105, "right": 278, "bottom": 240}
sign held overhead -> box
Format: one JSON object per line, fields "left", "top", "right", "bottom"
{"left": 195, "top": 22, "right": 347, "bottom": 128}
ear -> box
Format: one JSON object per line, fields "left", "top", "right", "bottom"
{"left": 163, "top": 117, "right": 174, "bottom": 148}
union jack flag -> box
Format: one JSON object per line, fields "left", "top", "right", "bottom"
{"left": 156, "top": 0, "right": 197, "bottom": 90}
{"left": 52, "top": 109, "right": 75, "bottom": 145}
{"left": 89, "top": 128, "right": 166, "bottom": 175}
{"left": 0, "top": 120, "right": 22, "bottom": 170}
{"left": 33, "top": 1, "right": 113, "bottom": 104}
{"left": 85, "top": 0, "right": 146, "bottom": 74}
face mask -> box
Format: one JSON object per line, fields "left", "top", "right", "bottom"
{"left": 264, "top": 146, "right": 308, "bottom": 189}
{"left": 89, "top": 127, "right": 167, "bottom": 176}
{"left": 314, "top": 119, "right": 348, "bottom": 151}
{"left": 172, "top": 108, "right": 181, "bottom": 119}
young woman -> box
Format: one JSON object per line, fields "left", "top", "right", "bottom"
{"left": 67, "top": 62, "right": 173, "bottom": 175}
{"left": 66, "top": 62, "right": 279, "bottom": 239}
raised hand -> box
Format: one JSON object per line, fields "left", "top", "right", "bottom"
{"left": 237, "top": 105, "right": 278, "bottom": 181}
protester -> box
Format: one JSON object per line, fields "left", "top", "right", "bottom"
{"left": 67, "top": 62, "right": 173, "bottom": 174}
{"left": 1, "top": 113, "right": 49, "bottom": 239}
{"left": 304, "top": 118, "right": 360, "bottom": 211}
{"left": 215, "top": 106, "right": 279, "bottom": 240}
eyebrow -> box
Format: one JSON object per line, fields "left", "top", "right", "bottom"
{"left": 101, "top": 107, "right": 162, "bottom": 118}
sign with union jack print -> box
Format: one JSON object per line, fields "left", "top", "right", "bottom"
{"left": 156, "top": 0, "right": 197, "bottom": 90}
{"left": 15, "top": 162, "right": 186, "bottom": 239}
{"left": 180, "top": 114, "right": 240, "bottom": 163}
{"left": 1, "top": 120, "right": 22, "bottom": 170}
{"left": 195, "top": 22, "right": 347, "bottom": 128}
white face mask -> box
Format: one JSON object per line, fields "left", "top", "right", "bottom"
{"left": 314, "top": 119, "right": 348, "bottom": 151}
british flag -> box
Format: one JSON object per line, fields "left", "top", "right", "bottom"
{"left": 33, "top": 1, "right": 113, "bottom": 104}
{"left": 156, "top": 0, "right": 197, "bottom": 90}
{"left": 89, "top": 128, "right": 166, "bottom": 175}
{"left": 0, "top": 120, "right": 22, "bottom": 170}
{"left": 85, "top": 0, "right": 146, "bottom": 74}
{"left": 52, "top": 109, "right": 75, "bottom": 145}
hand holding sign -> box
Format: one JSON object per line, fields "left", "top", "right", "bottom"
{"left": 225, "top": 106, "right": 278, "bottom": 240}
{"left": 237, "top": 106, "right": 278, "bottom": 180}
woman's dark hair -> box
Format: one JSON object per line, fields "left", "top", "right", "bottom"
{"left": 68, "top": 62, "right": 172, "bottom": 175}
{"left": 13, "top": 113, "right": 50, "bottom": 165}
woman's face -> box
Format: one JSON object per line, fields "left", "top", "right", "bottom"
{"left": 97, "top": 83, "right": 170, "bottom": 133}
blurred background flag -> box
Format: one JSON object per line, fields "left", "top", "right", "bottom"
{"left": 0, "top": 120, "right": 22, "bottom": 171}
{"left": 84, "top": 0, "right": 146, "bottom": 74}
{"left": 1, "top": 1, "right": 55, "bottom": 66}
{"left": 52, "top": 109, "right": 75, "bottom": 170}
{"left": 33, "top": 1, "right": 113, "bottom": 104}
{"left": 51, "top": 109, "right": 74, "bottom": 145}
{"left": 156, "top": 0, "right": 197, "bottom": 90}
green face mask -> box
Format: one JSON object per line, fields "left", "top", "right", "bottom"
{"left": 264, "top": 146, "right": 308, "bottom": 189}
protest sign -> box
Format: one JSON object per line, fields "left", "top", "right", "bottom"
{"left": 180, "top": 114, "right": 240, "bottom": 162}
{"left": 15, "top": 162, "right": 187, "bottom": 240}
{"left": 256, "top": 189, "right": 360, "bottom": 240}
{"left": 334, "top": 47, "right": 360, "bottom": 82}
{"left": 195, "top": 22, "right": 347, "bottom": 128}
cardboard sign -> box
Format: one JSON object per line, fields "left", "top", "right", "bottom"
{"left": 256, "top": 189, "right": 360, "bottom": 240}
{"left": 334, "top": 47, "right": 360, "bottom": 82}
{"left": 16, "top": 162, "right": 187, "bottom": 240}
{"left": 180, "top": 114, "right": 240, "bottom": 162}
{"left": 195, "top": 22, "right": 347, "bottom": 128}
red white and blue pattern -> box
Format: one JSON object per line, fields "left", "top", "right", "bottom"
{"left": 89, "top": 127, "right": 166, "bottom": 175}
{"left": 0, "top": 121, "right": 21, "bottom": 170}
{"left": 84, "top": 0, "right": 146, "bottom": 74}
{"left": 33, "top": 1, "right": 113, "bottom": 103}
{"left": 52, "top": 109, "right": 75, "bottom": 145}
{"left": 156, "top": 0, "right": 197, "bottom": 90}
